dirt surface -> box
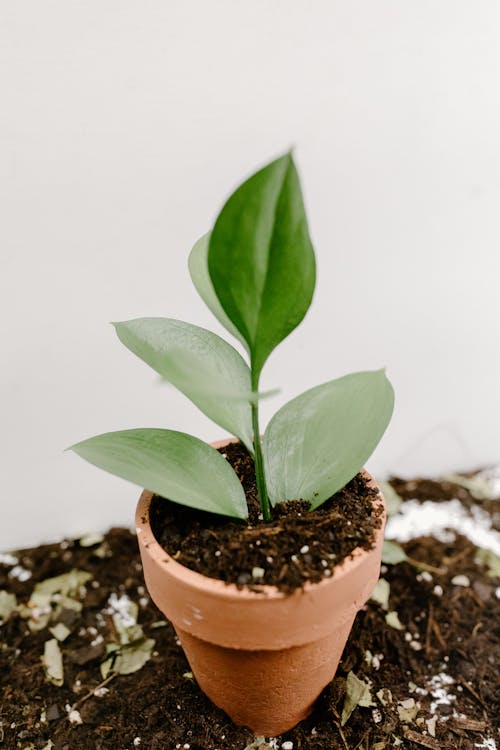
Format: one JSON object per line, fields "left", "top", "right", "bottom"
{"left": 150, "top": 442, "right": 382, "bottom": 593}
{"left": 1, "top": 472, "right": 499, "bottom": 750}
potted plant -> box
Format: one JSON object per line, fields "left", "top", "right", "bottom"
{"left": 68, "top": 152, "right": 394, "bottom": 736}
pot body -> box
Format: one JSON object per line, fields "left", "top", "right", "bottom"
{"left": 135, "top": 439, "right": 386, "bottom": 736}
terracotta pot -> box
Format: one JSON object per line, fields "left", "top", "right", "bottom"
{"left": 135, "top": 439, "right": 386, "bottom": 736}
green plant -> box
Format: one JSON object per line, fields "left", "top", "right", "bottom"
{"left": 69, "top": 153, "right": 394, "bottom": 522}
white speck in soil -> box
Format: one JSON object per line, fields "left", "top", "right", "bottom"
{"left": 433, "top": 584, "right": 444, "bottom": 596}
{"left": 94, "top": 687, "right": 109, "bottom": 697}
{"left": 252, "top": 567, "right": 265, "bottom": 580}
{"left": 133, "top": 738, "right": 141, "bottom": 746}
{"left": 475, "top": 739, "right": 497, "bottom": 750}
{"left": 417, "top": 571, "right": 433, "bottom": 582}
{"left": 300, "top": 545, "right": 309, "bottom": 554}
{"left": 214, "top": 550, "right": 221, "bottom": 557}
{"left": 105, "top": 592, "right": 137, "bottom": 627}
{"left": 451, "top": 574, "right": 470, "bottom": 587}
{"left": 67, "top": 709, "right": 83, "bottom": 724}
{"left": 427, "top": 671, "right": 457, "bottom": 715}
{"left": 386, "top": 499, "right": 500, "bottom": 555}
{"left": 282, "top": 742, "right": 293, "bottom": 750}
{"left": 8, "top": 565, "right": 32, "bottom": 582}
{"left": 0, "top": 553, "right": 18, "bottom": 566}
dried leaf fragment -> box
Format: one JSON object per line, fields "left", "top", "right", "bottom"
{"left": 385, "top": 610, "right": 404, "bottom": 630}
{"left": 0, "top": 590, "right": 17, "bottom": 622}
{"left": 475, "top": 548, "right": 500, "bottom": 578}
{"left": 426, "top": 715, "right": 437, "bottom": 737}
{"left": 100, "top": 638, "right": 155, "bottom": 678}
{"left": 79, "top": 533, "right": 105, "bottom": 547}
{"left": 376, "top": 688, "right": 393, "bottom": 706}
{"left": 371, "top": 578, "right": 390, "bottom": 610}
{"left": 34, "top": 569, "right": 92, "bottom": 598}
{"left": 243, "top": 739, "right": 276, "bottom": 750}
{"left": 42, "top": 638, "right": 64, "bottom": 686}
{"left": 379, "top": 481, "right": 402, "bottom": 517}
{"left": 382, "top": 540, "right": 407, "bottom": 566}
{"left": 341, "top": 670, "right": 375, "bottom": 725}
{"left": 397, "top": 697, "right": 419, "bottom": 723}
{"left": 49, "top": 623, "right": 71, "bottom": 642}
{"left": 442, "top": 472, "right": 492, "bottom": 500}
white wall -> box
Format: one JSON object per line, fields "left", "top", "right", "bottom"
{"left": 2, "top": 1, "right": 499, "bottom": 549}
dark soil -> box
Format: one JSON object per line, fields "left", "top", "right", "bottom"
{"left": 150, "top": 442, "right": 382, "bottom": 593}
{"left": 1, "top": 472, "right": 499, "bottom": 750}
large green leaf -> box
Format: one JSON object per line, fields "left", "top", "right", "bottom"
{"left": 263, "top": 370, "right": 394, "bottom": 508}
{"left": 188, "top": 233, "right": 248, "bottom": 350}
{"left": 208, "top": 153, "right": 316, "bottom": 380}
{"left": 113, "top": 318, "right": 254, "bottom": 454}
{"left": 68, "top": 428, "right": 248, "bottom": 519}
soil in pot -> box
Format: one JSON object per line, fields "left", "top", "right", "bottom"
{"left": 149, "top": 441, "right": 383, "bottom": 592}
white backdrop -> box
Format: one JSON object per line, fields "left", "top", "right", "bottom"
{"left": 2, "top": 1, "right": 500, "bottom": 549}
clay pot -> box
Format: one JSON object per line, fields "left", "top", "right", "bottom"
{"left": 135, "top": 439, "right": 386, "bottom": 736}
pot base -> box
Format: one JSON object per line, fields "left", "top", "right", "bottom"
{"left": 176, "top": 616, "right": 356, "bottom": 736}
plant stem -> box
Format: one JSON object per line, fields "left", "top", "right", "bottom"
{"left": 251, "top": 398, "right": 271, "bottom": 522}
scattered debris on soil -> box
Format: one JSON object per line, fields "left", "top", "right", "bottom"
{"left": 151, "top": 442, "right": 383, "bottom": 593}
{"left": 1, "top": 467, "right": 499, "bottom": 749}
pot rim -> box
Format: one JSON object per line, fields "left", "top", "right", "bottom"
{"left": 135, "top": 437, "right": 385, "bottom": 603}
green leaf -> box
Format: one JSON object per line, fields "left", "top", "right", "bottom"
{"left": 208, "top": 153, "right": 316, "bottom": 379}
{"left": 188, "top": 232, "right": 248, "bottom": 349}
{"left": 69, "top": 428, "right": 248, "bottom": 519}
{"left": 263, "top": 370, "right": 394, "bottom": 508}
{"left": 114, "top": 318, "right": 254, "bottom": 454}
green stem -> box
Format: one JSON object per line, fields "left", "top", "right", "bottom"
{"left": 251, "top": 377, "right": 271, "bottom": 522}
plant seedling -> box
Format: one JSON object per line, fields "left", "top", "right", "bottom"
{"left": 69, "top": 153, "right": 394, "bottom": 522}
